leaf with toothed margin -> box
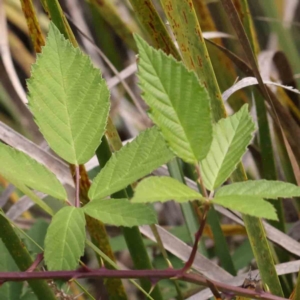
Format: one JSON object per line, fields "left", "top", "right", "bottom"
{"left": 44, "top": 207, "right": 86, "bottom": 271}
{"left": 88, "top": 126, "right": 174, "bottom": 200}
{"left": 200, "top": 104, "right": 255, "bottom": 191}
{"left": 216, "top": 180, "right": 300, "bottom": 199}
{"left": 0, "top": 142, "right": 66, "bottom": 200}
{"left": 83, "top": 199, "right": 157, "bottom": 226}
{"left": 135, "top": 34, "right": 213, "bottom": 164}
{"left": 27, "top": 23, "right": 110, "bottom": 165}
{"left": 131, "top": 176, "right": 204, "bottom": 203}
{"left": 212, "top": 196, "right": 278, "bottom": 220}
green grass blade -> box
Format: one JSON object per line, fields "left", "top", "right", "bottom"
{"left": 0, "top": 213, "right": 56, "bottom": 300}
{"left": 128, "top": 0, "right": 180, "bottom": 59}
{"left": 0, "top": 240, "right": 23, "bottom": 299}
{"left": 167, "top": 159, "right": 200, "bottom": 244}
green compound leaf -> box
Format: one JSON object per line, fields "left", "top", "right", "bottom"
{"left": 0, "top": 143, "right": 66, "bottom": 200}
{"left": 132, "top": 176, "right": 203, "bottom": 203}
{"left": 135, "top": 34, "right": 212, "bottom": 164}
{"left": 44, "top": 207, "right": 86, "bottom": 270}
{"left": 212, "top": 196, "right": 278, "bottom": 220}
{"left": 216, "top": 180, "right": 300, "bottom": 199}
{"left": 83, "top": 199, "right": 157, "bottom": 227}
{"left": 201, "top": 104, "right": 255, "bottom": 190}
{"left": 89, "top": 126, "right": 174, "bottom": 200}
{"left": 28, "top": 23, "right": 110, "bottom": 164}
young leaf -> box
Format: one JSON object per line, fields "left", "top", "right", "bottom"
{"left": 132, "top": 176, "right": 204, "bottom": 203}
{"left": 212, "top": 196, "right": 277, "bottom": 220}
{"left": 201, "top": 104, "right": 255, "bottom": 190}
{"left": 44, "top": 207, "right": 86, "bottom": 271}
{"left": 216, "top": 180, "right": 300, "bottom": 198}
{"left": 88, "top": 126, "right": 174, "bottom": 200}
{"left": 83, "top": 199, "right": 157, "bottom": 227}
{"left": 0, "top": 143, "right": 66, "bottom": 200}
{"left": 135, "top": 34, "right": 212, "bottom": 164}
{"left": 27, "top": 23, "right": 110, "bottom": 165}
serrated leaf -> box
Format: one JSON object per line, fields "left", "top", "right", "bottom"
{"left": 44, "top": 207, "right": 86, "bottom": 270}
{"left": 0, "top": 143, "right": 66, "bottom": 200}
{"left": 135, "top": 34, "right": 212, "bottom": 163}
{"left": 83, "top": 199, "right": 157, "bottom": 227}
{"left": 89, "top": 126, "right": 174, "bottom": 200}
{"left": 216, "top": 180, "right": 300, "bottom": 199}
{"left": 200, "top": 104, "right": 255, "bottom": 190}
{"left": 212, "top": 196, "right": 277, "bottom": 220}
{"left": 0, "top": 240, "right": 23, "bottom": 300}
{"left": 27, "top": 23, "right": 110, "bottom": 164}
{"left": 132, "top": 176, "right": 203, "bottom": 203}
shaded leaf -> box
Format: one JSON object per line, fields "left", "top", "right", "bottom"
{"left": 216, "top": 180, "right": 300, "bottom": 199}
{"left": 135, "top": 34, "right": 212, "bottom": 163}
{"left": 0, "top": 241, "right": 23, "bottom": 300}
{"left": 0, "top": 143, "right": 66, "bottom": 200}
{"left": 28, "top": 23, "right": 110, "bottom": 164}
{"left": 83, "top": 198, "right": 157, "bottom": 227}
{"left": 44, "top": 207, "right": 86, "bottom": 270}
{"left": 201, "top": 104, "right": 255, "bottom": 190}
{"left": 212, "top": 196, "right": 277, "bottom": 220}
{"left": 25, "top": 219, "right": 49, "bottom": 254}
{"left": 89, "top": 126, "right": 174, "bottom": 200}
{"left": 132, "top": 176, "right": 203, "bottom": 203}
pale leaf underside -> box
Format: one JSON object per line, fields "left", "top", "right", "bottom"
{"left": 212, "top": 195, "right": 277, "bottom": 220}
{"left": 28, "top": 23, "right": 110, "bottom": 165}
{"left": 0, "top": 142, "right": 66, "bottom": 200}
{"left": 88, "top": 126, "right": 174, "bottom": 200}
{"left": 201, "top": 104, "right": 255, "bottom": 190}
{"left": 216, "top": 180, "right": 300, "bottom": 198}
{"left": 135, "top": 34, "right": 212, "bottom": 164}
{"left": 44, "top": 207, "right": 86, "bottom": 271}
{"left": 83, "top": 199, "right": 157, "bottom": 227}
{"left": 132, "top": 176, "right": 203, "bottom": 203}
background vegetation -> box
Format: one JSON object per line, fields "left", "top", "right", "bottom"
{"left": 1, "top": 0, "right": 300, "bottom": 299}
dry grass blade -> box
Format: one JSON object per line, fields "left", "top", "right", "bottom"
{"left": 189, "top": 260, "right": 300, "bottom": 300}
{"left": 6, "top": 192, "right": 45, "bottom": 220}
{"left": 222, "top": 77, "right": 300, "bottom": 102}
{"left": 139, "top": 225, "right": 232, "bottom": 282}
{"left": 0, "top": 0, "right": 27, "bottom": 106}
{"left": 0, "top": 120, "right": 73, "bottom": 187}
{"left": 0, "top": 184, "right": 15, "bottom": 207}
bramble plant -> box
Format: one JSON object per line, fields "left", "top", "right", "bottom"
{"left": 1, "top": 17, "right": 300, "bottom": 300}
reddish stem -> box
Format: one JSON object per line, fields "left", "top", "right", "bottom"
{"left": 0, "top": 268, "right": 287, "bottom": 300}
{"left": 26, "top": 253, "right": 44, "bottom": 272}
{"left": 75, "top": 165, "right": 80, "bottom": 207}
